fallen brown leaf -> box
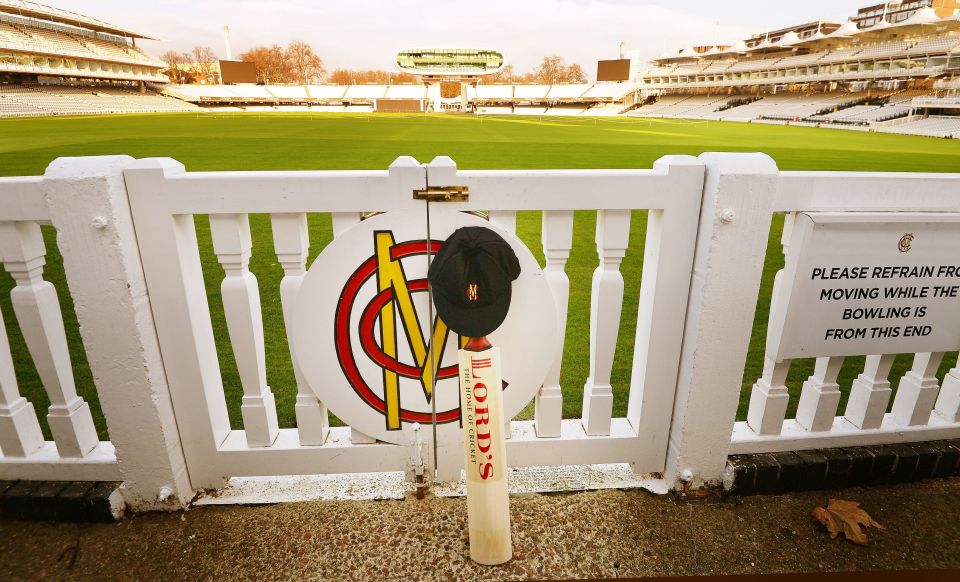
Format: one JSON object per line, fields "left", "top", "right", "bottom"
{"left": 812, "top": 499, "right": 884, "bottom": 545}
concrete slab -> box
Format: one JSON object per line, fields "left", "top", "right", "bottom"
{"left": 2, "top": 477, "right": 958, "bottom": 580}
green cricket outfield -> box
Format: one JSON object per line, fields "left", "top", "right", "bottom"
{"left": 1, "top": 112, "right": 958, "bottom": 438}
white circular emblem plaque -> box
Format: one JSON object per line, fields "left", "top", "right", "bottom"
{"left": 291, "top": 209, "right": 557, "bottom": 444}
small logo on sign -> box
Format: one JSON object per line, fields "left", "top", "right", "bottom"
{"left": 899, "top": 234, "right": 914, "bottom": 253}
{"left": 467, "top": 283, "right": 478, "bottom": 301}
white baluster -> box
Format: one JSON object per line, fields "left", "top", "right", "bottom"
{"left": 536, "top": 210, "right": 573, "bottom": 438}
{"left": 747, "top": 357, "right": 792, "bottom": 435}
{"left": 272, "top": 213, "right": 329, "bottom": 446}
{"left": 796, "top": 356, "right": 844, "bottom": 432}
{"left": 489, "top": 210, "right": 517, "bottom": 235}
{"left": 891, "top": 352, "right": 945, "bottom": 427}
{"left": 746, "top": 213, "right": 796, "bottom": 436}
{"left": 582, "top": 209, "right": 630, "bottom": 436}
{"left": 209, "top": 214, "right": 279, "bottom": 447}
{"left": 0, "top": 221, "right": 98, "bottom": 457}
{"left": 934, "top": 366, "right": 960, "bottom": 423}
{"left": 0, "top": 303, "right": 44, "bottom": 457}
{"left": 844, "top": 354, "right": 895, "bottom": 429}
{"left": 332, "top": 212, "right": 362, "bottom": 238}
{"left": 488, "top": 210, "right": 517, "bottom": 439}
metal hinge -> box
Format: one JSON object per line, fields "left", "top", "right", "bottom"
{"left": 413, "top": 185, "right": 469, "bottom": 202}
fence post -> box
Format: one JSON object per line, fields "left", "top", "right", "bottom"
{"left": 664, "top": 152, "right": 778, "bottom": 489}
{"left": 936, "top": 367, "right": 960, "bottom": 422}
{"left": 42, "top": 156, "right": 191, "bottom": 510}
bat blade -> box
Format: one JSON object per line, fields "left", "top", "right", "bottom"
{"left": 459, "top": 343, "right": 512, "bottom": 565}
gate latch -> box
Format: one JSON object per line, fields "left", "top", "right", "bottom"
{"left": 413, "top": 185, "right": 469, "bottom": 202}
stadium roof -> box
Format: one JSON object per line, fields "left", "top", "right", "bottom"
{"left": 0, "top": 0, "right": 156, "bottom": 39}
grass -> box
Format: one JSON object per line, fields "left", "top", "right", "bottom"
{"left": 1, "top": 112, "right": 958, "bottom": 440}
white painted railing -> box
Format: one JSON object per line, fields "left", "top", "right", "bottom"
{"left": 667, "top": 159, "right": 960, "bottom": 490}
{"left": 0, "top": 175, "right": 118, "bottom": 482}
{"left": 1, "top": 153, "right": 959, "bottom": 509}
{"left": 733, "top": 171, "right": 960, "bottom": 454}
{"left": 122, "top": 154, "right": 704, "bottom": 488}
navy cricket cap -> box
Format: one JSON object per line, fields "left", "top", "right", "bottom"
{"left": 429, "top": 226, "right": 521, "bottom": 338}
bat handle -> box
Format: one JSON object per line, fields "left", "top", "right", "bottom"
{"left": 464, "top": 336, "right": 492, "bottom": 352}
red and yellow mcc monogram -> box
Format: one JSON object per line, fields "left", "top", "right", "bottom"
{"left": 467, "top": 284, "right": 478, "bottom": 301}
{"left": 335, "top": 231, "right": 468, "bottom": 432}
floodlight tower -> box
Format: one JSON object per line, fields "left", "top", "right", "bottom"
{"left": 395, "top": 48, "right": 506, "bottom": 112}
{"left": 223, "top": 26, "right": 233, "bottom": 61}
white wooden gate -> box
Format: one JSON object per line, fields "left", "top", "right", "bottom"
{"left": 123, "top": 155, "right": 704, "bottom": 489}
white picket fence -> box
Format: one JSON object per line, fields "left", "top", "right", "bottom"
{"left": 0, "top": 153, "right": 958, "bottom": 510}
{"left": 734, "top": 171, "right": 960, "bottom": 453}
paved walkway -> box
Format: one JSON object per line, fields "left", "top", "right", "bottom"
{"left": 1, "top": 478, "right": 959, "bottom": 581}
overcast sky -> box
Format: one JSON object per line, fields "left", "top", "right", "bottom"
{"left": 50, "top": 0, "right": 867, "bottom": 74}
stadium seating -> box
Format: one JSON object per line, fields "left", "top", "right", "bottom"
{"left": 905, "top": 34, "right": 960, "bottom": 55}
{"left": 727, "top": 57, "right": 783, "bottom": 73}
{"left": 266, "top": 86, "right": 309, "bottom": 100}
{"left": 343, "top": 85, "right": 388, "bottom": 99}
{"left": 884, "top": 116, "right": 960, "bottom": 138}
{"left": 544, "top": 106, "right": 589, "bottom": 116}
{"left": 307, "top": 85, "right": 349, "bottom": 99}
{"left": 475, "top": 106, "right": 514, "bottom": 115}
{"left": 513, "top": 85, "right": 551, "bottom": 99}
{"left": 475, "top": 85, "right": 514, "bottom": 100}
{"left": 841, "top": 105, "right": 911, "bottom": 123}
{"left": 581, "top": 83, "right": 634, "bottom": 100}
{"left": 0, "top": 18, "right": 164, "bottom": 69}
{"left": 311, "top": 105, "right": 348, "bottom": 112}
{"left": 639, "top": 95, "right": 729, "bottom": 118}
{"left": 854, "top": 40, "right": 912, "bottom": 60}
{"left": 234, "top": 86, "right": 274, "bottom": 99}
{"left": 512, "top": 106, "right": 549, "bottom": 115}
{"left": 0, "top": 83, "right": 197, "bottom": 116}
{"left": 580, "top": 103, "right": 624, "bottom": 116}
{"left": 699, "top": 60, "right": 734, "bottom": 74}
{"left": 546, "top": 84, "right": 591, "bottom": 99}
{"left": 775, "top": 52, "right": 828, "bottom": 67}
{"left": 385, "top": 85, "right": 427, "bottom": 98}
{"left": 164, "top": 85, "right": 241, "bottom": 101}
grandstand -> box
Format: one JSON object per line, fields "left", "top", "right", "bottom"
{"left": 3, "top": 0, "right": 960, "bottom": 139}
{"left": 0, "top": 0, "right": 196, "bottom": 116}
{"left": 630, "top": 0, "right": 960, "bottom": 137}
{"left": 151, "top": 1, "right": 960, "bottom": 137}
{"left": 162, "top": 81, "right": 635, "bottom": 116}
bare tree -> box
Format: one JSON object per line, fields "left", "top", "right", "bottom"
{"left": 533, "top": 55, "right": 588, "bottom": 84}
{"left": 566, "top": 63, "right": 588, "bottom": 83}
{"left": 534, "top": 55, "right": 565, "bottom": 84}
{"left": 161, "top": 50, "right": 190, "bottom": 84}
{"left": 191, "top": 46, "right": 219, "bottom": 84}
{"left": 488, "top": 64, "right": 515, "bottom": 83}
{"left": 285, "top": 40, "right": 325, "bottom": 85}
{"left": 239, "top": 45, "right": 291, "bottom": 84}
{"left": 327, "top": 69, "right": 353, "bottom": 85}
{"left": 327, "top": 68, "right": 416, "bottom": 85}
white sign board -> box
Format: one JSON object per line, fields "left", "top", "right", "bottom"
{"left": 768, "top": 212, "right": 960, "bottom": 361}
{"left": 290, "top": 209, "right": 558, "bottom": 445}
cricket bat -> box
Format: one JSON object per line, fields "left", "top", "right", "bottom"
{"left": 458, "top": 337, "right": 512, "bottom": 566}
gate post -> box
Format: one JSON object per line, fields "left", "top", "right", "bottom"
{"left": 664, "top": 153, "right": 778, "bottom": 489}
{"left": 42, "top": 156, "right": 191, "bottom": 510}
